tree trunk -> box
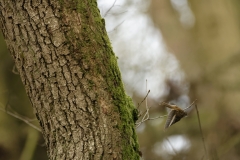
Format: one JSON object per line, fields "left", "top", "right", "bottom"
{"left": 0, "top": 0, "right": 139, "bottom": 159}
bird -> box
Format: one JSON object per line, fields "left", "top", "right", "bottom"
{"left": 160, "top": 102, "right": 188, "bottom": 129}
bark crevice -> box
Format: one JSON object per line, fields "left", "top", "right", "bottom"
{"left": 0, "top": 0, "right": 139, "bottom": 159}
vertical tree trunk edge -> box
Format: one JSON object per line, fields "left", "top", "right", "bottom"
{"left": 0, "top": 0, "right": 140, "bottom": 159}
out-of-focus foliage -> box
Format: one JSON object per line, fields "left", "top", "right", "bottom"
{"left": 102, "top": 0, "right": 240, "bottom": 159}
{"left": 147, "top": 0, "right": 240, "bottom": 159}
{"left": 0, "top": 34, "right": 47, "bottom": 159}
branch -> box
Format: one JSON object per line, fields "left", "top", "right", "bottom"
{"left": 195, "top": 101, "right": 208, "bottom": 159}
{"left": 0, "top": 103, "right": 41, "bottom": 132}
{"left": 137, "top": 90, "right": 150, "bottom": 110}
{"left": 103, "top": 0, "right": 117, "bottom": 17}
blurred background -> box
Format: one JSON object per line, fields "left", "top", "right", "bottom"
{"left": 1, "top": 0, "right": 240, "bottom": 159}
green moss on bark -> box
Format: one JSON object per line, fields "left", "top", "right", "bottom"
{"left": 59, "top": 0, "right": 140, "bottom": 159}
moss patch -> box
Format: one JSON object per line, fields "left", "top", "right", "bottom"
{"left": 58, "top": 0, "right": 140, "bottom": 159}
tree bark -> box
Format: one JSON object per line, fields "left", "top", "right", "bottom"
{"left": 0, "top": 0, "right": 139, "bottom": 159}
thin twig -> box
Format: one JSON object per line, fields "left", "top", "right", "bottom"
{"left": 136, "top": 80, "right": 171, "bottom": 127}
{"left": 137, "top": 90, "right": 150, "bottom": 119}
{"left": 184, "top": 100, "right": 197, "bottom": 111}
{"left": 5, "top": 103, "right": 37, "bottom": 122}
{"left": 104, "top": 0, "right": 117, "bottom": 17}
{"left": 137, "top": 90, "right": 150, "bottom": 110}
{"left": 166, "top": 137, "right": 178, "bottom": 155}
{"left": 108, "top": 20, "right": 125, "bottom": 33}
{"left": 195, "top": 101, "right": 208, "bottom": 159}
{"left": 136, "top": 114, "right": 167, "bottom": 127}
{"left": 148, "top": 115, "right": 167, "bottom": 120}
{"left": 136, "top": 113, "right": 167, "bottom": 127}
{"left": 136, "top": 80, "right": 153, "bottom": 127}
{"left": 0, "top": 103, "right": 41, "bottom": 132}
{"left": 143, "top": 80, "right": 149, "bottom": 121}
{"left": 136, "top": 89, "right": 151, "bottom": 127}
{"left": 138, "top": 105, "right": 151, "bottom": 119}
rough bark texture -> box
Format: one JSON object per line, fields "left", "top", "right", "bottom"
{"left": 0, "top": 0, "right": 139, "bottom": 159}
